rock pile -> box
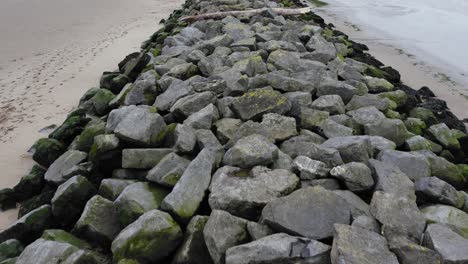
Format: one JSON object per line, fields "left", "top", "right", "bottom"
{"left": 1, "top": 0, "right": 468, "bottom": 263}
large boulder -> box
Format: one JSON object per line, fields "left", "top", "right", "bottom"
{"left": 331, "top": 224, "right": 399, "bottom": 264}
{"left": 44, "top": 150, "right": 88, "bottom": 185}
{"left": 111, "top": 210, "right": 183, "bottom": 263}
{"left": 209, "top": 166, "right": 299, "bottom": 220}
{"left": 51, "top": 176, "right": 97, "bottom": 226}
{"left": 261, "top": 186, "right": 351, "bottom": 240}
{"left": 226, "top": 233, "right": 331, "bottom": 264}
{"left": 368, "top": 159, "right": 416, "bottom": 200}
{"left": 114, "top": 182, "right": 169, "bottom": 227}
{"left": 203, "top": 210, "right": 249, "bottom": 264}
{"left": 423, "top": 224, "right": 468, "bottom": 264}
{"left": 73, "top": 195, "right": 121, "bottom": 246}
{"left": 223, "top": 134, "right": 278, "bottom": 169}
{"left": 106, "top": 105, "right": 167, "bottom": 146}
{"left": 161, "top": 148, "right": 221, "bottom": 221}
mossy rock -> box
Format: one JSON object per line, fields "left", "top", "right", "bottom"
{"left": 41, "top": 229, "right": 92, "bottom": 250}
{"left": 75, "top": 119, "right": 106, "bottom": 152}
{"left": 0, "top": 240, "right": 23, "bottom": 262}
{"left": 378, "top": 90, "right": 408, "bottom": 108}
{"left": 409, "top": 107, "right": 438, "bottom": 127}
{"left": 404, "top": 118, "right": 426, "bottom": 135}
{"left": 31, "top": 138, "right": 66, "bottom": 167}
{"left": 100, "top": 72, "right": 131, "bottom": 94}
{"left": 384, "top": 109, "right": 401, "bottom": 119}
{"left": 364, "top": 65, "right": 387, "bottom": 79}
{"left": 12, "top": 165, "right": 46, "bottom": 202}
{"left": 79, "top": 87, "right": 101, "bottom": 105}
{"left": 0, "top": 189, "right": 16, "bottom": 211}
{"left": 89, "top": 134, "right": 120, "bottom": 162}
{"left": 82, "top": 89, "right": 116, "bottom": 116}
{"left": 49, "top": 115, "right": 91, "bottom": 145}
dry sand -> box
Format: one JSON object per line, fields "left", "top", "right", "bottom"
{"left": 0, "top": 0, "right": 183, "bottom": 229}
{"left": 314, "top": 5, "right": 468, "bottom": 121}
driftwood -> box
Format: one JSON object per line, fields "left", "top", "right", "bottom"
{"left": 180, "top": 7, "right": 312, "bottom": 23}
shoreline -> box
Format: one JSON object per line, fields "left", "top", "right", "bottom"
{"left": 0, "top": 0, "right": 184, "bottom": 230}
{"left": 313, "top": 2, "right": 468, "bottom": 122}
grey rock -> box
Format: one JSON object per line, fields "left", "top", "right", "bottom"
{"left": 421, "top": 204, "right": 468, "bottom": 232}
{"left": 352, "top": 215, "right": 380, "bottom": 233}
{"left": 427, "top": 123, "right": 461, "bottom": 150}
{"left": 114, "top": 182, "right": 169, "bottom": 227}
{"left": 183, "top": 103, "right": 220, "bottom": 129}
{"left": 416, "top": 151, "right": 465, "bottom": 188}
{"left": 261, "top": 186, "right": 351, "bottom": 240}
{"left": 154, "top": 81, "right": 193, "bottom": 112}
{"left": 122, "top": 148, "right": 172, "bottom": 169}
{"left": 321, "top": 119, "right": 354, "bottom": 139}
{"left": 231, "top": 88, "right": 291, "bottom": 121}
{"left": 280, "top": 139, "right": 344, "bottom": 167}
{"left": 161, "top": 148, "right": 221, "bottom": 221}
{"left": 214, "top": 118, "right": 242, "bottom": 144}
{"left": 198, "top": 54, "right": 226, "bottom": 76}
{"left": 203, "top": 210, "right": 249, "bottom": 264}
{"left": 246, "top": 222, "right": 274, "bottom": 241}
{"left": 292, "top": 156, "right": 330, "bottom": 179}
{"left": 346, "top": 94, "right": 390, "bottom": 112}
{"left": 333, "top": 190, "right": 372, "bottom": 219}
{"left": 389, "top": 235, "right": 442, "bottom": 264}
{"left": 321, "top": 136, "right": 373, "bottom": 164}
{"left": 301, "top": 178, "right": 341, "bottom": 190}
{"left": 146, "top": 153, "right": 190, "bottom": 188}
{"left": 416, "top": 177, "right": 465, "bottom": 208}
{"left": 166, "top": 63, "right": 199, "bottom": 80}
{"left": 297, "top": 107, "right": 329, "bottom": 131}
{"left": 124, "top": 70, "right": 157, "bottom": 106}
{"left": 368, "top": 159, "right": 416, "bottom": 200}
{"left": 272, "top": 150, "right": 294, "bottom": 171}
{"left": 197, "top": 34, "right": 234, "bottom": 54}
{"left": 88, "top": 134, "right": 119, "bottom": 161}
{"left": 174, "top": 124, "right": 197, "bottom": 154}
{"left": 209, "top": 166, "right": 299, "bottom": 220}
{"left": 73, "top": 195, "right": 121, "bottom": 245}
{"left": 331, "top": 224, "right": 399, "bottom": 264}
{"left": 370, "top": 191, "right": 426, "bottom": 240}
{"left": 111, "top": 209, "right": 183, "bottom": 263}
{"left": 195, "top": 129, "right": 223, "bottom": 149}
{"left": 261, "top": 113, "right": 297, "bottom": 141}
{"left": 377, "top": 150, "right": 431, "bottom": 181}
{"left": 44, "top": 150, "right": 88, "bottom": 185}
{"left": 404, "top": 135, "right": 434, "bottom": 151}
{"left": 223, "top": 23, "right": 255, "bottom": 42}
{"left": 305, "top": 35, "right": 337, "bottom": 63}
{"left": 107, "top": 105, "right": 167, "bottom": 146}
{"left": 51, "top": 176, "right": 96, "bottom": 226}
{"left": 98, "top": 179, "right": 137, "bottom": 201}
{"left": 223, "top": 134, "right": 278, "bottom": 169}
{"left": 365, "top": 118, "right": 410, "bottom": 147}
{"left": 284, "top": 91, "right": 313, "bottom": 108}
{"left": 171, "top": 91, "right": 217, "bottom": 118}
{"left": 15, "top": 239, "right": 99, "bottom": 264}
{"left": 330, "top": 162, "right": 374, "bottom": 191}
{"left": 317, "top": 78, "right": 357, "bottom": 103}
{"left": 172, "top": 215, "right": 213, "bottom": 264}
{"left": 347, "top": 106, "right": 386, "bottom": 126}
{"left": 226, "top": 233, "right": 331, "bottom": 264}
{"left": 423, "top": 224, "right": 468, "bottom": 264}
{"left": 311, "top": 95, "right": 346, "bottom": 115}
{"left": 154, "top": 58, "right": 186, "bottom": 75}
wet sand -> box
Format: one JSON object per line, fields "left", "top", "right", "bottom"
{"left": 0, "top": 0, "right": 183, "bottom": 229}
{"left": 314, "top": 2, "right": 468, "bottom": 121}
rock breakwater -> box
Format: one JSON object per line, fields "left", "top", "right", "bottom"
{"left": 0, "top": 0, "right": 467, "bottom": 263}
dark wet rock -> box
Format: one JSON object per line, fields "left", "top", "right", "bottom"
{"left": 12, "top": 165, "right": 45, "bottom": 202}
{"left": 209, "top": 166, "right": 298, "bottom": 220}
{"left": 31, "top": 138, "right": 66, "bottom": 168}
{"left": 226, "top": 233, "right": 331, "bottom": 264}
{"left": 172, "top": 215, "right": 213, "bottom": 264}
{"left": 49, "top": 113, "right": 90, "bottom": 145}
{"left": 0, "top": 239, "right": 23, "bottom": 262}
{"left": 261, "top": 186, "right": 351, "bottom": 240}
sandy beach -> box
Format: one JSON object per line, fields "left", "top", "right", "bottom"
{"left": 0, "top": 0, "right": 183, "bottom": 229}
{"left": 313, "top": 0, "right": 468, "bottom": 121}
